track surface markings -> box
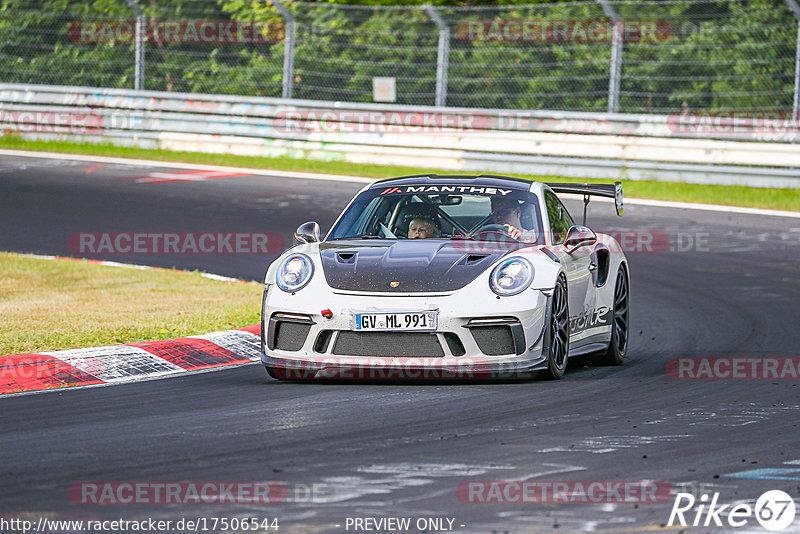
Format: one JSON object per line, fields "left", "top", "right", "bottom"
{"left": 127, "top": 169, "right": 251, "bottom": 184}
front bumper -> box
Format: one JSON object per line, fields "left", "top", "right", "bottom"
{"left": 260, "top": 280, "right": 551, "bottom": 380}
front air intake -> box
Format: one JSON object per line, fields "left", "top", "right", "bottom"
{"left": 274, "top": 322, "right": 311, "bottom": 351}
{"left": 470, "top": 325, "right": 516, "bottom": 356}
{"left": 332, "top": 332, "right": 444, "bottom": 357}
{"left": 268, "top": 313, "right": 314, "bottom": 351}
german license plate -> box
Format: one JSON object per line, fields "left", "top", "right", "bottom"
{"left": 353, "top": 311, "right": 437, "bottom": 332}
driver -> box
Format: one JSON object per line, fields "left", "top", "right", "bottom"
{"left": 490, "top": 197, "right": 537, "bottom": 242}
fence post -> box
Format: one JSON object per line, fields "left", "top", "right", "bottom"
{"left": 424, "top": 5, "right": 450, "bottom": 107}
{"left": 784, "top": 0, "right": 800, "bottom": 116}
{"left": 273, "top": 0, "right": 296, "bottom": 99}
{"left": 795, "top": 24, "right": 800, "bottom": 117}
{"left": 125, "top": 0, "right": 145, "bottom": 90}
{"left": 596, "top": 0, "right": 622, "bottom": 113}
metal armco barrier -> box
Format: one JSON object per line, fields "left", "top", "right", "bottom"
{"left": 1, "top": 84, "right": 798, "bottom": 188}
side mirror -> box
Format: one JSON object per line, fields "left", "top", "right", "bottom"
{"left": 564, "top": 225, "right": 597, "bottom": 254}
{"left": 614, "top": 181, "right": 623, "bottom": 216}
{"left": 295, "top": 221, "right": 320, "bottom": 244}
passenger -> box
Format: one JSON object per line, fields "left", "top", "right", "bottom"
{"left": 407, "top": 217, "right": 439, "bottom": 239}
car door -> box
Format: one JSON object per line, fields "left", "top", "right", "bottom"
{"left": 545, "top": 191, "right": 593, "bottom": 334}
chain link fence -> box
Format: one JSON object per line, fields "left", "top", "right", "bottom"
{"left": 0, "top": 0, "right": 798, "bottom": 113}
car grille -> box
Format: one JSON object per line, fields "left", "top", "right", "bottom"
{"left": 274, "top": 321, "right": 311, "bottom": 352}
{"left": 332, "top": 331, "right": 444, "bottom": 357}
{"left": 470, "top": 325, "right": 515, "bottom": 356}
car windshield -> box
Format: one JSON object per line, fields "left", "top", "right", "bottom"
{"left": 327, "top": 186, "right": 544, "bottom": 244}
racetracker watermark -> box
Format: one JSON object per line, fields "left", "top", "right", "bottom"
{"left": 271, "top": 110, "right": 641, "bottom": 134}
{"left": 456, "top": 480, "right": 674, "bottom": 504}
{"left": 455, "top": 19, "right": 674, "bottom": 43}
{"left": 267, "top": 356, "right": 526, "bottom": 380}
{"left": 667, "top": 111, "right": 800, "bottom": 135}
{"left": 273, "top": 110, "right": 491, "bottom": 133}
{"left": 67, "top": 232, "right": 285, "bottom": 255}
{"left": 667, "top": 357, "right": 800, "bottom": 380}
{"left": 0, "top": 110, "right": 103, "bottom": 134}
{"left": 0, "top": 355, "right": 104, "bottom": 386}
{"left": 0, "top": 517, "right": 279, "bottom": 533}
{"left": 449, "top": 231, "right": 709, "bottom": 255}
{"left": 69, "top": 482, "right": 287, "bottom": 505}
{"left": 601, "top": 231, "right": 709, "bottom": 254}
{"left": 69, "top": 21, "right": 284, "bottom": 44}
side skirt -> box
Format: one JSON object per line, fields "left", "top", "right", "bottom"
{"left": 568, "top": 330, "right": 612, "bottom": 357}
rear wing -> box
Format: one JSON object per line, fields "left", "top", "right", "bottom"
{"left": 546, "top": 181, "right": 623, "bottom": 225}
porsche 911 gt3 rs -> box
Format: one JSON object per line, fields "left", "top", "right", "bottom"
{"left": 260, "top": 174, "right": 629, "bottom": 380}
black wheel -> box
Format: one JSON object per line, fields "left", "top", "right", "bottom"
{"left": 542, "top": 275, "right": 569, "bottom": 379}
{"left": 599, "top": 266, "right": 629, "bottom": 365}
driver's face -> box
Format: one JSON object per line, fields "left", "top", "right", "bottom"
{"left": 492, "top": 206, "right": 521, "bottom": 227}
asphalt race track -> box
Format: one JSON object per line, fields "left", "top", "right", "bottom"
{"left": 1, "top": 153, "right": 799, "bottom": 533}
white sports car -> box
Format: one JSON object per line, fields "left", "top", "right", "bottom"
{"left": 260, "top": 174, "right": 629, "bottom": 381}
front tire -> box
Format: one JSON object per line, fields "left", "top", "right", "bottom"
{"left": 542, "top": 275, "right": 569, "bottom": 380}
{"left": 599, "top": 266, "right": 629, "bottom": 365}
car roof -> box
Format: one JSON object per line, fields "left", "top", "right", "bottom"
{"left": 369, "top": 174, "right": 535, "bottom": 190}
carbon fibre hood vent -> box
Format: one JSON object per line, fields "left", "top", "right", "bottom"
{"left": 336, "top": 251, "right": 357, "bottom": 263}
{"left": 460, "top": 253, "right": 490, "bottom": 265}
{"left": 319, "top": 240, "right": 522, "bottom": 292}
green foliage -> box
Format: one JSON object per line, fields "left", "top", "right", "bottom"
{"left": 0, "top": 0, "right": 796, "bottom": 112}
{"left": 619, "top": 0, "right": 796, "bottom": 111}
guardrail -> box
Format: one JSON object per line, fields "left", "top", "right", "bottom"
{"left": 1, "top": 84, "right": 798, "bottom": 188}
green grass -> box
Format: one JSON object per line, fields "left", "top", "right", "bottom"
{"left": 0, "top": 135, "right": 798, "bottom": 212}
{"left": 0, "top": 253, "right": 262, "bottom": 355}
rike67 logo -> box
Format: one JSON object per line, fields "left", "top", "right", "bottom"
{"left": 668, "top": 490, "right": 796, "bottom": 531}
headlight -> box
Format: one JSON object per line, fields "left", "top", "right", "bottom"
{"left": 490, "top": 257, "right": 534, "bottom": 296}
{"left": 276, "top": 254, "right": 314, "bottom": 292}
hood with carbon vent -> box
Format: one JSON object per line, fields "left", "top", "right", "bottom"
{"left": 319, "top": 239, "right": 524, "bottom": 292}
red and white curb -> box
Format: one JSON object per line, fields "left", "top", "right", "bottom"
{"left": 2, "top": 254, "right": 263, "bottom": 396}
{"left": 1, "top": 324, "right": 262, "bottom": 396}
